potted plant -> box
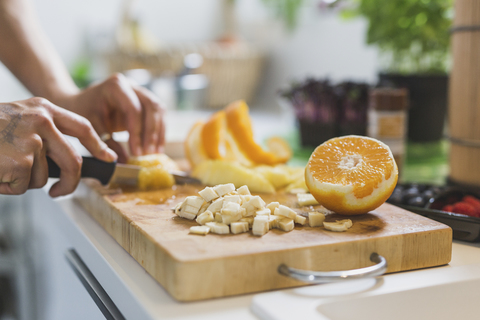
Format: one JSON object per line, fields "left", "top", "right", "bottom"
{"left": 342, "top": 0, "right": 453, "bottom": 142}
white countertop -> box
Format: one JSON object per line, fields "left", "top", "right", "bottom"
{"left": 40, "top": 187, "right": 480, "bottom": 320}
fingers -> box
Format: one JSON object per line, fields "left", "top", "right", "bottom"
{"left": 45, "top": 102, "right": 117, "bottom": 163}
{"left": 0, "top": 155, "right": 32, "bottom": 195}
{"left": 28, "top": 136, "right": 48, "bottom": 189}
{"left": 133, "top": 85, "right": 165, "bottom": 154}
{"left": 105, "top": 139, "right": 128, "bottom": 164}
{"left": 104, "top": 74, "right": 143, "bottom": 156}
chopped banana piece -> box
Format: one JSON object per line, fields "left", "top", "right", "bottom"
{"left": 189, "top": 226, "right": 210, "bottom": 235}
{"left": 236, "top": 185, "right": 251, "bottom": 195}
{"left": 221, "top": 202, "right": 243, "bottom": 225}
{"left": 323, "top": 220, "right": 352, "bottom": 232}
{"left": 222, "top": 202, "right": 242, "bottom": 214}
{"left": 196, "top": 210, "right": 215, "bottom": 225}
{"left": 268, "top": 215, "right": 282, "bottom": 229}
{"left": 256, "top": 208, "right": 271, "bottom": 216}
{"left": 222, "top": 213, "right": 242, "bottom": 225}
{"left": 266, "top": 202, "right": 280, "bottom": 214}
{"left": 294, "top": 214, "right": 307, "bottom": 225}
{"left": 215, "top": 212, "right": 223, "bottom": 223}
{"left": 198, "top": 202, "right": 209, "bottom": 215}
{"left": 252, "top": 216, "right": 269, "bottom": 236}
{"left": 249, "top": 196, "right": 266, "bottom": 209}
{"left": 230, "top": 222, "right": 250, "bottom": 234}
{"left": 213, "top": 183, "right": 236, "bottom": 197}
{"left": 223, "top": 195, "right": 242, "bottom": 205}
{"left": 198, "top": 187, "right": 219, "bottom": 202}
{"left": 178, "top": 196, "right": 205, "bottom": 220}
{"left": 278, "top": 218, "right": 294, "bottom": 232}
{"left": 239, "top": 217, "right": 254, "bottom": 228}
{"left": 243, "top": 196, "right": 266, "bottom": 217}
{"left": 274, "top": 205, "right": 297, "bottom": 220}
{"left": 206, "top": 222, "right": 230, "bottom": 234}
{"left": 336, "top": 219, "right": 353, "bottom": 228}
{"left": 174, "top": 202, "right": 182, "bottom": 215}
{"left": 207, "top": 198, "right": 224, "bottom": 214}
{"left": 297, "top": 193, "right": 319, "bottom": 206}
{"left": 289, "top": 188, "right": 307, "bottom": 194}
{"left": 308, "top": 212, "right": 326, "bottom": 227}
{"left": 240, "top": 195, "right": 252, "bottom": 203}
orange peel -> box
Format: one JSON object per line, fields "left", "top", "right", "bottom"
{"left": 225, "top": 100, "right": 288, "bottom": 166}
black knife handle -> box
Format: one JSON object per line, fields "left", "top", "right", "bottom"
{"left": 47, "top": 156, "right": 116, "bottom": 185}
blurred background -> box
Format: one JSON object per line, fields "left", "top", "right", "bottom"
{"left": 0, "top": 0, "right": 455, "bottom": 319}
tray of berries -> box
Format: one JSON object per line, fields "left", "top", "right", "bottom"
{"left": 387, "top": 183, "right": 480, "bottom": 242}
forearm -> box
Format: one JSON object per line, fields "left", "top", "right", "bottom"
{"left": 0, "top": 0, "right": 79, "bottom": 102}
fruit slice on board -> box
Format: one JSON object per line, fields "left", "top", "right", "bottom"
{"left": 266, "top": 137, "right": 292, "bottom": 163}
{"left": 185, "top": 121, "right": 209, "bottom": 167}
{"left": 305, "top": 135, "right": 398, "bottom": 215}
{"left": 192, "top": 160, "right": 275, "bottom": 194}
{"left": 201, "top": 111, "right": 226, "bottom": 160}
{"left": 225, "top": 100, "right": 289, "bottom": 166}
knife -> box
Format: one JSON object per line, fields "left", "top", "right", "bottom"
{"left": 46, "top": 156, "right": 201, "bottom": 186}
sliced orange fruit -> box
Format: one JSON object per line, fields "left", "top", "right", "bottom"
{"left": 185, "top": 121, "right": 209, "bottom": 167}
{"left": 201, "top": 111, "right": 226, "bottom": 159}
{"left": 127, "top": 153, "right": 178, "bottom": 190}
{"left": 305, "top": 135, "right": 398, "bottom": 215}
{"left": 266, "top": 137, "right": 292, "bottom": 163}
{"left": 225, "top": 100, "right": 288, "bottom": 166}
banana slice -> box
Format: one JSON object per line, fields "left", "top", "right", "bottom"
{"left": 189, "top": 226, "right": 210, "bottom": 235}
{"left": 323, "top": 219, "right": 353, "bottom": 232}
{"left": 297, "top": 193, "right": 319, "bottom": 206}
{"left": 274, "top": 205, "right": 297, "bottom": 220}
{"left": 308, "top": 212, "right": 325, "bottom": 227}
{"left": 205, "top": 222, "right": 230, "bottom": 234}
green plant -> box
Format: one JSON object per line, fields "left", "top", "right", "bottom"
{"left": 342, "top": 0, "right": 453, "bottom": 74}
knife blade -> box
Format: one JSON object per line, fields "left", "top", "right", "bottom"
{"left": 46, "top": 156, "right": 201, "bottom": 186}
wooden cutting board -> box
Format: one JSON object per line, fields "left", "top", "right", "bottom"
{"left": 76, "top": 180, "right": 452, "bottom": 301}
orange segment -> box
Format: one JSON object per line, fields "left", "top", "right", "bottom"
{"left": 305, "top": 135, "right": 398, "bottom": 215}
{"left": 184, "top": 121, "right": 209, "bottom": 167}
{"left": 201, "top": 111, "right": 226, "bottom": 159}
{"left": 225, "top": 100, "right": 288, "bottom": 165}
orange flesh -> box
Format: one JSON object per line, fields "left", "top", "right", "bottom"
{"left": 307, "top": 136, "right": 395, "bottom": 199}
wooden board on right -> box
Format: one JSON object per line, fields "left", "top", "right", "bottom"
{"left": 77, "top": 181, "right": 453, "bottom": 301}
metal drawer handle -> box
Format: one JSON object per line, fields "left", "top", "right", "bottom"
{"left": 65, "top": 249, "right": 125, "bottom": 320}
{"left": 278, "top": 252, "right": 387, "bottom": 283}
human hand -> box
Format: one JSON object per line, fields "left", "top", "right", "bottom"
{"left": 56, "top": 73, "right": 165, "bottom": 163}
{"left": 0, "top": 98, "right": 117, "bottom": 197}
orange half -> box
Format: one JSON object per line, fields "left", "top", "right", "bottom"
{"left": 305, "top": 135, "right": 398, "bottom": 215}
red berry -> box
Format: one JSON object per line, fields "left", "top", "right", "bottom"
{"left": 452, "top": 202, "right": 478, "bottom": 217}
{"left": 442, "top": 205, "right": 454, "bottom": 212}
{"left": 462, "top": 195, "right": 480, "bottom": 215}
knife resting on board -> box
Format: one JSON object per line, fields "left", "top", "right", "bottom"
{"left": 46, "top": 156, "right": 200, "bottom": 186}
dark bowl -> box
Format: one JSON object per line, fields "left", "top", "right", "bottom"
{"left": 388, "top": 184, "right": 480, "bottom": 242}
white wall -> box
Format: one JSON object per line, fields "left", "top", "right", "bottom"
{"left": 0, "top": 0, "right": 379, "bottom": 110}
